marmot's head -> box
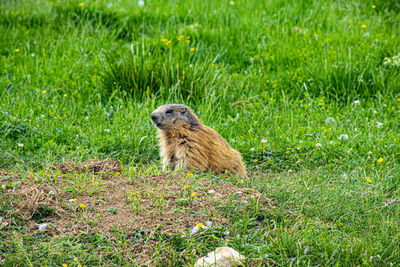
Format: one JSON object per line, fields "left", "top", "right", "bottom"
{"left": 151, "top": 104, "right": 200, "bottom": 132}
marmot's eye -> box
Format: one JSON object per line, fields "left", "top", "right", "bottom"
{"left": 165, "top": 109, "right": 173, "bottom": 114}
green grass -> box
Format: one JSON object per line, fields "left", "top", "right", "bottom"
{"left": 1, "top": 0, "right": 400, "bottom": 265}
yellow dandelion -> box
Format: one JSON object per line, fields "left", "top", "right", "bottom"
{"left": 62, "top": 264, "right": 67, "bottom": 267}
{"left": 186, "top": 40, "right": 190, "bottom": 43}
{"left": 177, "top": 35, "right": 184, "bottom": 40}
{"left": 254, "top": 159, "right": 258, "bottom": 163}
{"left": 366, "top": 178, "right": 372, "bottom": 183}
{"left": 392, "top": 35, "right": 396, "bottom": 39}
{"left": 78, "top": 2, "right": 84, "bottom": 7}
{"left": 226, "top": 238, "right": 230, "bottom": 242}
{"left": 377, "top": 158, "right": 383, "bottom": 163}
{"left": 196, "top": 222, "right": 203, "bottom": 227}
{"left": 371, "top": 5, "right": 376, "bottom": 8}
{"left": 67, "top": 145, "right": 71, "bottom": 148}
{"left": 73, "top": 198, "right": 77, "bottom": 202}
{"left": 166, "top": 40, "right": 172, "bottom": 45}
{"left": 161, "top": 38, "right": 168, "bottom": 42}
{"left": 183, "top": 185, "right": 189, "bottom": 189}
{"left": 190, "top": 47, "right": 195, "bottom": 52}
{"left": 191, "top": 192, "right": 196, "bottom": 197}
{"left": 14, "top": 48, "right": 20, "bottom": 52}
{"left": 361, "top": 24, "right": 367, "bottom": 29}
{"left": 41, "top": 90, "right": 47, "bottom": 94}
{"left": 63, "top": 93, "right": 67, "bottom": 97}
{"left": 74, "top": 257, "right": 78, "bottom": 262}
{"left": 211, "top": 63, "right": 215, "bottom": 67}
{"left": 96, "top": 213, "right": 100, "bottom": 217}
{"left": 79, "top": 203, "right": 85, "bottom": 208}
{"left": 397, "top": 98, "right": 400, "bottom": 101}
{"left": 78, "top": 265, "right": 82, "bottom": 267}
{"left": 187, "top": 173, "right": 193, "bottom": 177}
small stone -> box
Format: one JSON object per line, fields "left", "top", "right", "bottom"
{"left": 195, "top": 247, "right": 245, "bottom": 267}
{"left": 207, "top": 189, "right": 216, "bottom": 194}
{"left": 38, "top": 223, "right": 48, "bottom": 231}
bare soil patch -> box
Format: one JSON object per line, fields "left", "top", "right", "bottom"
{"left": 1, "top": 159, "right": 273, "bottom": 264}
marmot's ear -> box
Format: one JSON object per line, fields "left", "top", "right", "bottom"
{"left": 180, "top": 108, "right": 187, "bottom": 115}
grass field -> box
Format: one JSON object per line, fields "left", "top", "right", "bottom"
{"left": 1, "top": 0, "right": 400, "bottom": 265}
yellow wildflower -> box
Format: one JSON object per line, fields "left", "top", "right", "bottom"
{"left": 366, "top": 178, "right": 372, "bottom": 183}
{"left": 377, "top": 158, "right": 383, "bottom": 163}
{"left": 361, "top": 24, "right": 367, "bottom": 29}
{"left": 79, "top": 203, "right": 85, "bottom": 208}
{"left": 64, "top": 94, "right": 67, "bottom": 97}
{"left": 161, "top": 38, "right": 168, "bottom": 42}
{"left": 166, "top": 40, "right": 172, "bottom": 45}
{"left": 191, "top": 192, "right": 196, "bottom": 197}
{"left": 73, "top": 198, "right": 77, "bottom": 202}
{"left": 190, "top": 47, "right": 195, "bottom": 51}
{"left": 78, "top": 2, "right": 84, "bottom": 7}
{"left": 14, "top": 48, "right": 20, "bottom": 52}
{"left": 187, "top": 172, "right": 193, "bottom": 177}
{"left": 183, "top": 185, "right": 189, "bottom": 189}
{"left": 177, "top": 35, "right": 184, "bottom": 40}
{"left": 62, "top": 264, "right": 67, "bottom": 267}
{"left": 41, "top": 90, "right": 47, "bottom": 94}
{"left": 371, "top": 5, "right": 376, "bottom": 8}
{"left": 392, "top": 35, "right": 395, "bottom": 39}
{"left": 74, "top": 257, "right": 78, "bottom": 262}
{"left": 196, "top": 222, "right": 203, "bottom": 227}
{"left": 211, "top": 63, "right": 215, "bottom": 67}
{"left": 186, "top": 40, "right": 190, "bottom": 43}
{"left": 96, "top": 213, "right": 100, "bottom": 217}
{"left": 397, "top": 98, "right": 400, "bottom": 101}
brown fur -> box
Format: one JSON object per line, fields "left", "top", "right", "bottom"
{"left": 150, "top": 104, "right": 247, "bottom": 178}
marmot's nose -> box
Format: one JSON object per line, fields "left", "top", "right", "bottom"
{"left": 150, "top": 113, "right": 158, "bottom": 122}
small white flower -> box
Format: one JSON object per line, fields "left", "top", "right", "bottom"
{"left": 373, "top": 110, "right": 377, "bottom": 114}
{"left": 353, "top": 100, "right": 360, "bottom": 105}
{"left": 339, "top": 134, "right": 349, "bottom": 141}
{"left": 190, "top": 225, "right": 200, "bottom": 235}
{"left": 368, "top": 151, "right": 372, "bottom": 155}
{"left": 48, "top": 190, "right": 55, "bottom": 196}
{"left": 189, "top": 64, "right": 193, "bottom": 68}
{"left": 325, "top": 117, "right": 335, "bottom": 124}
{"left": 105, "top": 129, "right": 111, "bottom": 133}
{"left": 376, "top": 122, "right": 383, "bottom": 128}
{"left": 18, "top": 143, "right": 24, "bottom": 148}
{"left": 137, "top": 0, "right": 144, "bottom": 7}
{"left": 229, "top": 1, "right": 235, "bottom": 5}
{"left": 250, "top": 148, "right": 255, "bottom": 151}
{"left": 342, "top": 173, "right": 347, "bottom": 178}
{"left": 261, "top": 138, "right": 268, "bottom": 143}
{"left": 315, "top": 143, "right": 322, "bottom": 148}
{"left": 347, "top": 148, "right": 352, "bottom": 153}
{"left": 31, "top": 53, "right": 35, "bottom": 57}
{"left": 329, "top": 141, "right": 334, "bottom": 144}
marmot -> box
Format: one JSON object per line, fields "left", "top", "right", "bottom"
{"left": 150, "top": 104, "right": 247, "bottom": 178}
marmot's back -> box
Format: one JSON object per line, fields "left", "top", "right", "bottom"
{"left": 151, "top": 104, "right": 247, "bottom": 178}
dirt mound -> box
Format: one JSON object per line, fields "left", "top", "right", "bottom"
{"left": 2, "top": 159, "right": 272, "bottom": 265}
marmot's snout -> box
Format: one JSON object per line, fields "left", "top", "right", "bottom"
{"left": 150, "top": 112, "right": 163, "bottom": 128}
